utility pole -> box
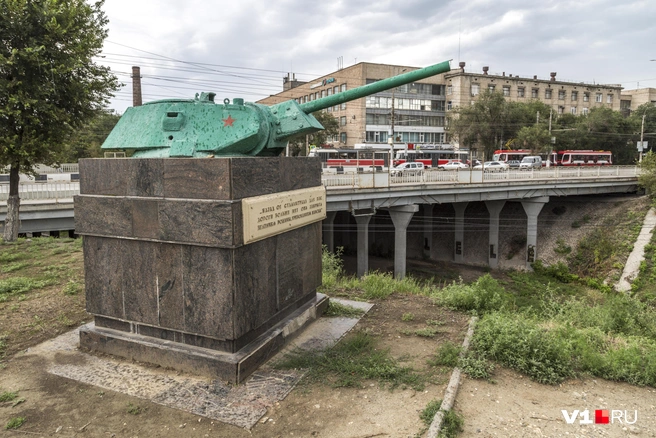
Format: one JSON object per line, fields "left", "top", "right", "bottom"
{"left": 640, "top": 114, "right": 646, "bottom": 162}
{"left": 131, "top": 66, "right": 142, "bottom": 107}
{"left": 548, "top": 108, "right": 553, "bottom": 167}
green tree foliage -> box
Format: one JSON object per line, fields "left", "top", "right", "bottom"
{"left": 639, "top": 151, "right": 656, "bottom": 197}
{"left": 61, "top": 109, "right": 121, "bottom": 161}
{"left": 448, "top": 91, "right": 552, "bottom": 159}
{"left": 515, "top": 125, "right": 551, "bottom": 154}
{"left": 287, "top": 111, "right": 339, "bottom": 156}
{"left": 0, "top": 0, "right": 119, "bottom": 241}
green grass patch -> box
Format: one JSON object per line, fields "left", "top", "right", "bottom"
{"left": 0, "top": 262, "right": 29, "bottom": 273}
{"left": 5, "top": 417, "right": 25, "bottom": 430}
{"left": 0, "top": 277, "right": 55, "bottom": 300}
{"left": 401, "top": 313, "right": 415, "bottom": 321}
{"left": 0, "top": 391, "right": 18, "bottom": 402}
{"left": 431, "top": 274, "right": 511, "bottom": 314}
{"left": 428, "top": 341, "right": 461, "bottom": 367}
{"left": 275, "top": 331, "right": 424, "bottom": 390}
{"left": 420, "top": 399, "right": 442, "bottom": 427}
{"left": 127, "top": 403, "right": 144, "bottom": 415}
{"left": 323, "top": 301, "right": 365, "bottom": 318}
{"left": 62, "top": 279, "right": 82, "bottom": 296}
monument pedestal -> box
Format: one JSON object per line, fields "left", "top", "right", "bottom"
{"left": 75, "top": 157, "right": 326, "bottom": 383}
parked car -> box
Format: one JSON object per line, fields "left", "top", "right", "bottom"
{"left": 473, "top": 161, "right": 509, "bottom": 172}
{"left": 519, "top": 156, "right": 542, "bottom": 170}
{"left": 507, "top": 160, "right": 521, "bottom": 169}
{"left": 438, "top": 161, "right": 469, "bottom": 170}
{"left": 391, "top": 162, "right": 424, "bottom": 176}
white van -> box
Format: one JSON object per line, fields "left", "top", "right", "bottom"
{"left": 519, "top": 156, "right": 542, "bottom": 170}
{"left": 391, "top": 162, "right": 424, "bottom": 176}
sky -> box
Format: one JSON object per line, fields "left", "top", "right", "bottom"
{"left": 98, "top": 0, "right": 656, "bottom": 114}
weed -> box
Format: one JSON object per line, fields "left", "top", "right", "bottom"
{"left": 323, "top": 301, "right": 364, "bottom": 318}
{"left": 321, "top": 246, "right": 344, "bottom": 290}
{"left": 459, "top": 353, "right": 495, "bottom": 380}
{"left": 0, "top": 252, "right": 27, "bottom": 263}
{"left": 414, "top": 328, "right": 438, "bottom": 337}
{"left": 62, "top": 280, "right": 81, "bottom": 296}
{"left": 0, "top": 391, "right": 18, "bottom": 402}
{"left": 57, "top": 314, "right": 76, "bottom": 327}
{"left": 275, "top": 331, "right": 424, "bottom": 390}
{"left": 127, "top": 403, "right": 143, "bottom": 415}
{"left": 440, "top": 410, "right": 465, "bottom": 437}
{"left": 0, "top": 335, "right": 6, "bottom": 358}
{"left": 1, "top": 262, "right": 29, "bottom": 273}
{"left": 554, "top": 238, "right": 572, "bottom": 255}
{"left": 402, "top": 313, "right": 415, "bottom": 322}
{"left": 420, "top": 399, "right": 442, "bottom": 426}
{"left": 429, "top": 342, "right": 461, "bottom": 367}
{"left": 11, "top": 398, "right": 25, "bottom": 407}
{"left": 426, "top": 319, "right": 444, "bottom": 326}
{"left": 5, "top": 417, "right": 25, "bottom": 430}
{"left": 432, "top": 274, "right": 510, "bottom": 314}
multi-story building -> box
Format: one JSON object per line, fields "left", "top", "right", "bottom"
{"left": 620, "top": 88, "right": 656, "bottom": 116}
{"left": 444, "top": 62, "right": 622, "bottom": 116}
{"left": 258, "top": 61, "right": 628, "bottom": 149}
{"left": 257, "top": 62, "right": 448, "bottom": 148}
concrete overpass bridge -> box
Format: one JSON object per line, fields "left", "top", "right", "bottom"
{"left": 1, "top": 166, "right": 640, "bottom": 277}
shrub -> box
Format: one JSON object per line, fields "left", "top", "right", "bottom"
{"left": 432, "top": 274, "right": 510, "bottom": 314}
{"left": 429, "top": 341, "right": 461, "bottom": 367}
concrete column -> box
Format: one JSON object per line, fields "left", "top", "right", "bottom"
{"left": 453, "top": 202, "right": 468, "bottom": 263}
{"left": 521, "top": 197, "right": 549, "bottom": 269}
{"left": 422, "top": 204, "right": 434, "bottom": 259}
{"left": 353, "top": 213, "right": 373, "bottom": 278}
{"left": 323, "top": 211, "right": 337, "bottom": 252}
{"left": 485, "top": 200, "right": 506, "bottom": 269}
{"left": 388, "top": 205, "right": 419, "bottom": 279}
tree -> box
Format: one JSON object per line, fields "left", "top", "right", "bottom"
{"left": 515, "top": 125, "right": 551, "bottom": 154}
{"left": 286, "top": 111, "right": 339, "bottom": 156}
{"left": 447, "top": 91, "right": 552, "bottom": 159}
{"left": 639, "top": 151, "right": 656, "bottom": 197}
{"left": 61, "top": 109, "right": 121, "bottom": 161}
{"left": 0, "top": 0, "right": 119, "bottom": 241}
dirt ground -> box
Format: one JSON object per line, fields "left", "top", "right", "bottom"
{"left": 2, "top": 276, "right": 656, "bottom": 437}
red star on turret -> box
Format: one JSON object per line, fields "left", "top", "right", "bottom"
{"left": 223, "top": 115, "right": 236, "bottom": 127}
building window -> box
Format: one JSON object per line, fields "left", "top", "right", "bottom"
{"left": 571, "top": 107, "right": 577, "bottom": 115}
{"left": 571, "top": 91, "right": 578, "bottom": 101}
{"left": 596, "top": 93, "right": 602, "bottom": 102}
{"left": 340, "top": 116, "right": 346, "bottom": 126}
{"left": 607, "top": 94, "right": 613, "bottom": 103}
{"left": 340, "top": 84, "right": 346, "bottom": 92}
{"left": 583, "top": 92, "right": 590, "bottom": 102}
{"left": 447, "top": 101, "right": 452, "bottom": 110}
{"left": 503, "top": 86, "right": 510, "bottom": 97}
{"left": 582, "top": 107, "right": 589, "bottom": 115}
{"left": 488, "top": 84, "right": 496, "bottom": 92}
{"left": 334, "top": 86, "right": 339, "bottom": 95}
{"left": 471, "top": 83, "right": 480, "bottom": 96}
{"left": 340, "top": 132, "right": 347, "bottom": 143}
{"left": 545, "top": 89, "right": 552, "bottom": 99}
{"left": 518, "top": 87, "right": 525, "bottom": 97}
{"left": 558, "top": 106, "right": 564, "bottom": 114}
{"left": 558, "top": 90, "right": 565, "bottom": 100}
{"left": 531, "top": 88, "right": 539, "bottom": 98}
{"left": 327, "top": 88, "right": 332, "bottom": 96}
{"left": 447, "top": 85, "right": 453, "bottom": 95}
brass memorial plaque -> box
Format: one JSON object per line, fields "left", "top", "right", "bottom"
{"left": 242, "top": 186, "right": 327, "bottom": 244}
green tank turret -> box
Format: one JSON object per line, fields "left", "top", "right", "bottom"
{"left": 102, "top": 60, "right": 451, "bottom": 158}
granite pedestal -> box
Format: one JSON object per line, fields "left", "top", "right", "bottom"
{"left": 76, "top": 157, "right": 326, "bottom": 383}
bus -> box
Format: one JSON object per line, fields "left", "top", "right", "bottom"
{"left": 556, "top": 150, "right": 612, "bottom": 166}
{"left": 308, "top": 148, "right": 389, "bottom": 169}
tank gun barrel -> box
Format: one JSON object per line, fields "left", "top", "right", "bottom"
{"left": 298, "top": 60, "right": 451, "bottom": 114}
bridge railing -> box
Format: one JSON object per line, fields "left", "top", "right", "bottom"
{"left": 321, "top": 166, "right": 640, "bottom": 188}
{"left": 0, "top": 182, "right": 79, "bottom": 201}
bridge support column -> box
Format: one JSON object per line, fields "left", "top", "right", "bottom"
{"left": 521, "top": 197, "right": 549, "bottom": 269}
{"left": 323, "top": 211, "right": 337, "bottom": 252}
{"left": 453, "top": 202, "right": 468, "bottom": 263}
{"left": 485, "top": 200, "right": 506, "bottom": 269}
{"left": 388, "top": 204, "right": 419, "bottom": 280}
{"left": 353, "top": 211, "right": 374, "bottom": 278}
{"left": 422, "top": 204, "right": 434, "bottom": 259}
